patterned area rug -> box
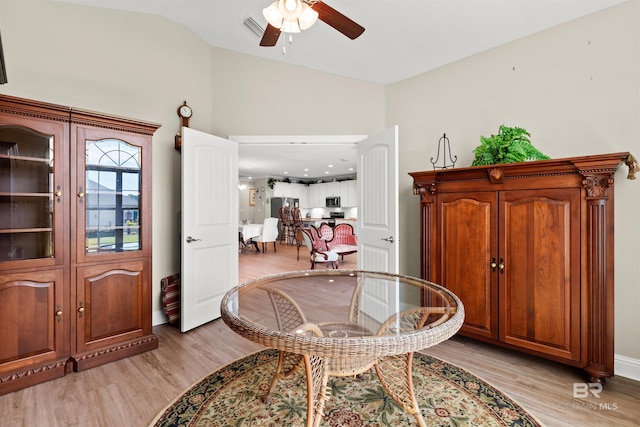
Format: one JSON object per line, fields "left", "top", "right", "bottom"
{"left": 150, "top": 349, "right": 541, "bottom": 426}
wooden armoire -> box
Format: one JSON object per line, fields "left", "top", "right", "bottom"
{"left": 410, "top": 152, "right": 636, "bottom": 383}
{"left": 0, "top": 94, "right": 160, "bottom": 394}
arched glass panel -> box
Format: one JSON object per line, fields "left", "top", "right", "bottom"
{"left": 0, "top": 125, "right": 54, "bottom": 261}
{"left": 85, "top": 139, "right": 141, "bottom": 254}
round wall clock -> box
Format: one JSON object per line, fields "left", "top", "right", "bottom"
{"left": 177, "top": 101, "right": 192, "bottom": 127}
{"left": 175, "top": 101, "right": 192, "bottom": 151}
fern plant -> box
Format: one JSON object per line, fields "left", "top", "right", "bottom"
{"left": 471, "top": 125, "right": 550, "bottom": 166}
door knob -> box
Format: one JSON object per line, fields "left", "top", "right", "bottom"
{"left": 186, "top": 236, "right": 201, "bottom": 243}
{"left": 381, "top": 236, "right": 394, "bottom": 243}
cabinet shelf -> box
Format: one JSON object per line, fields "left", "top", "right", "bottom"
{"left": 0, "top": 228, "right": 53, "bottom": 233}
{"left": 0, "top": 192, "right": 52, "bottom": 197}
{"left": 0, "top": 154, "right": 51, "bottom": 164}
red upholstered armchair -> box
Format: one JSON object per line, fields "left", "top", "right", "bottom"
{"left": 327, "top": 223, "right": 357, "bottom": 260}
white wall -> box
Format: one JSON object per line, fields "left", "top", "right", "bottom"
{"left": 387, "top": 1, "right": 640, "bottom": 366}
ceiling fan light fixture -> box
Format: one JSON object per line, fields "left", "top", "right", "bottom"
{"left": 281, "top": 20, "right": 301, "bottom": 33}
{"left": 278, "top": 0, "right": 303, "bottom": 20}
{"left": 298, "top": 3, "right": 318, "bottom": 30}
{"left": 263, "top": 1, "right": 283, "bottom": 28}
{"left": 263, "top": 0, "right": 316, "bottom": 32}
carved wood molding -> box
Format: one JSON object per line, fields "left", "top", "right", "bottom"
{"left": 0, "top": 361, "right": 66, "bottom": 385}
{"left": 72, "top": 335, "right": 158, "bottom": 362}
{"left": 581, "top": 175, "right": 614, "bottom": 199}
{"left": 625, "top": 154, "right": 638, "bottom": 180}
{"left": 487, "top": 167, "right": 505, "bottom": 184}
{"left": 413, "top": 182, "right": 437, "bottom": 204}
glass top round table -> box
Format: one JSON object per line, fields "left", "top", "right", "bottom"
{"left": 221, "top": 269, "right": 465, "bottom": 427}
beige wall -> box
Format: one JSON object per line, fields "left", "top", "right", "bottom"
{"left": 1, "top": 0, "right": 638, "bottom": 366}
{"left": 387, "top": 1, "right": 640, "bottom": 362}
{"left": 0, "top": 0, "right": 384, "bottom": 329}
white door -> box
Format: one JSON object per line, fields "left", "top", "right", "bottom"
{"left": 181, "top": 127, "right": 238, "bottom": 332}
{"left": 357, "top": 126, "right": 399, "bottom": 322}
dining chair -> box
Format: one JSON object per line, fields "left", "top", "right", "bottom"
{"left": 278, "top": 206, "right": 295, "bottom": 245}
{"left": 300, "top": 228, "right": 338, "bottom": 269}
{"left": 254, "top": 217, "right": 279, "bottom": 252}
{"left": 317, "top": 222, "right": 334, "bottom": 242}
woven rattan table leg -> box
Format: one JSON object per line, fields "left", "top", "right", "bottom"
{"left": 375, "top": 352, "right": 426, "bottom": 427}
{"left": 303, "top": 354, "right": 330, "bottom": 427}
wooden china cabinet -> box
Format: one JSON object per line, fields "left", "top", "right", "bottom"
{"left": 410, "top": 152, "right": 636, "bottom": 383}
{"left": 0, "top": 94, "right": 160, "bottom": 394}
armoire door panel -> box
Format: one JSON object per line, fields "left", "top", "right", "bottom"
{"left": 438, "top": 192, "right": 498, "bottom": 339}
{"left": 499, "top": 189, "right": 581, "bottom": 361}
{"left": 75, "top": 260, "right": 147, "bottom": 352}
{"left": 0, "top": 269, "right": 67, "bottom": 390}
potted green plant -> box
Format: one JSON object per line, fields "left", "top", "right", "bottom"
{"left": 471, "top": 125, "right": 550, "bottom": 166}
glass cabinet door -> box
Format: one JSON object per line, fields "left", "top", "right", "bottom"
{"left": 0, "top": 125, "right": 59, "bottom": 263}
{"left": 83, "top": 138, "right": 142, "bottom": 254}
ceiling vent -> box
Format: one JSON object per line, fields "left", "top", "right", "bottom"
{"left": 243, "top": 17, "right": 264, "bottom": 38}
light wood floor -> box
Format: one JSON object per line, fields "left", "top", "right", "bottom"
{"left": 1, "top": 242, "right": 638, "bottom": 426}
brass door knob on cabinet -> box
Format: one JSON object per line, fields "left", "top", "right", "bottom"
{"left": 78, "top": 302, "right": 85, "bottom": 318}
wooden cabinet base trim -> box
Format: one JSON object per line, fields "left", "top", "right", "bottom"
{"left": 0, "top": 359, "right": 67, "bottom": 395}
{"left": 457, "top": 332, "right": 585, "bottom": 369}
{"left": 71, "top": 334, "right": 158, "bottom": 372}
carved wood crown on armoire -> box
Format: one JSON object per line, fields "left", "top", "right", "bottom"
{"left": 0, "top": 94, "right": 161, "bottom": 395}
{"left": 410, "top": 152, "right": 637, "bottom": 384}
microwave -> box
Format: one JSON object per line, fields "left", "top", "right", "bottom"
{"left": 326, "top": 196, "right": 341, "bottom": 207}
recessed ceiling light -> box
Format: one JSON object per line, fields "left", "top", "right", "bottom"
{"left": 348, "top": 168, "right": 354, "bottom": 171}
{"left": 328, "top": 164, "right": 333, "bottom": 168}
{"left": 284, "top": 171, "right": 289, "bottom": 174}
{"left": 304, "top": 168, "right": 309, "bottom": 171}
{"left": 325, "top": 171, "right": 330, "bottom": 174}
{"left": 303, "top": 173, "right": 308, "bottom": 177}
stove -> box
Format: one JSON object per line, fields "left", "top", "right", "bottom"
{"left": 321, "top": 212, "right": 344, "bottom": 227}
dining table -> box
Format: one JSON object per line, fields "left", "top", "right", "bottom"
{"left": 221, "top": 269, "right": 465, "bottom": 427}
{"left": 239, "top": 223, "right": 263, "bottom": 241}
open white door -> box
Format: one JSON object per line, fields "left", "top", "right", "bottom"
{"left": 357, "top": 126, "right": 399, "bottom": 273}
{"left": 357, "top": 126, "right": 399, "bottom": 322}
{"left": 181, "top": 127, "right": 238, "bottom": 332}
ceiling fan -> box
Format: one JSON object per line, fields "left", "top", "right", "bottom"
{"left": 260, "top": 0, "right": 365, "bottom": 47}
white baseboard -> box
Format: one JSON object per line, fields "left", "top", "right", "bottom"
{"left": 615, "top": 353, "right": 640, "bottom": 381}
{"left": 153, "top": 309, "right": 168, "bottom": 326}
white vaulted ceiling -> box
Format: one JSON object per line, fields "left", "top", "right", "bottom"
{"left": 54, "top": 0, "right": 627, "bottom": 179}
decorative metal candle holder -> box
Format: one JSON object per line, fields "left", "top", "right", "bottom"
{"left": 430, "top": 133, "right": 457, "bottom": 170}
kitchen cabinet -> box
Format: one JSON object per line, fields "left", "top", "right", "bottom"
{"left": 272, "top": 181, "right": 289, "bottom": 197}
{"left": 410, "top": 152, "right": 635, "bottom": 383}
{"left": 0, "top": 94, "right": 159, "bottom": 394}
{"left": 339, "top": 179, "right": 357, "bottom": 207}
{"left": 308, "top": 183, "right": 323, "bottom": 207}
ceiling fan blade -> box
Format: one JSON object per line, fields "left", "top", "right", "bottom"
{"left": 260, "top": 23, "right": 281, "bottom": 46}
{"left": 312, "top": 1, "right": 365, "bottom": 40}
